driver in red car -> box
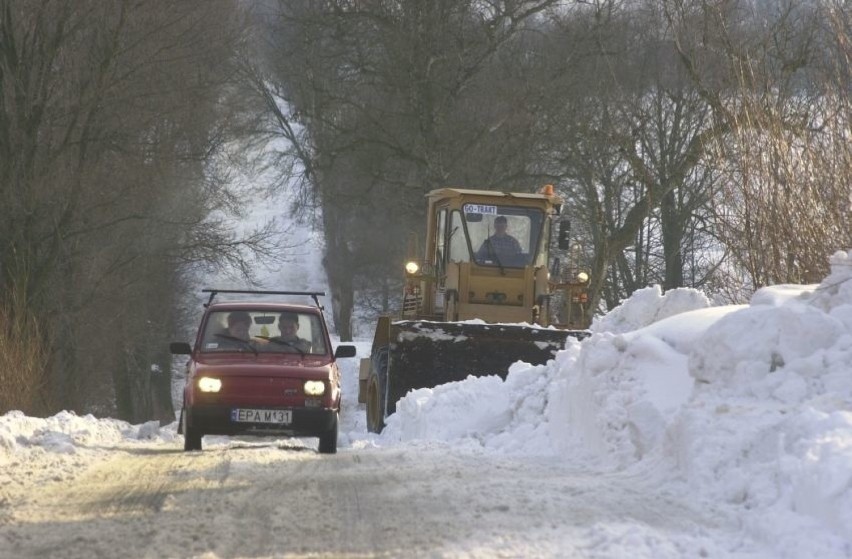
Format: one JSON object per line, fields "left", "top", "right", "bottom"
{"left": 227, "top": 311, "right": 252, "bottom": 339}
{"left": 214, "top": 311, "right": 253, "bottom": 349}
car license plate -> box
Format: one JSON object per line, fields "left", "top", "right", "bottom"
{"left": 231, "top": 408, "right": 292, "bottom": 424}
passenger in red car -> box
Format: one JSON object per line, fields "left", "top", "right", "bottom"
{"left": 275, "top": 312, "right": 311, "bottom": 353}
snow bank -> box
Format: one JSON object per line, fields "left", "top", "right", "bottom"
{"left": 590, "top": 285, "right": 712, "bottom": 334}
{"left": 0, "top": 410, "right": 175, "bottom": 459}
{"left": 378, "top": 253, "right": 852, "bottom": 556}
{"left": 665, "top": 254, "right": 852, "bottom": 556}
{"left": 381, "top": 344, "right": 583, "bottom": 454}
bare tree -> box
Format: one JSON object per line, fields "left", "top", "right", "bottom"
{"left": 534, "top": 0, "right": 727, "bottom": 313}
{"left": 245, "top": 0, "right": 852, "bottom": 331}
{"left": 668, "top": 0, "right": 851, "bottom": 294}
{"left": 251, "top": 0, "right": 564, "bottom": 338}
{"left": 0, "top": 1, "right": 273, "bottom": 419}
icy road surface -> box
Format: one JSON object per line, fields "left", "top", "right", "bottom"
{"left": 0, "top": 438, "right": 745, "bottom": 559}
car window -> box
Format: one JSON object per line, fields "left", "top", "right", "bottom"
{"left": 200, "top": 310, "right": 329, "bottom": 355}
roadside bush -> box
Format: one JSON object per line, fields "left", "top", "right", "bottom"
{"left": 0, "top": 303, "right": 51, "bottom": 415}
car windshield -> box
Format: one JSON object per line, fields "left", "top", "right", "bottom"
{"left": 200, "top": 310, "right": 329, "bottom": 355}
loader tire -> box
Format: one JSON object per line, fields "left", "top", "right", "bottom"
{"left": 366, "top": 347, "right": 388, "bottom": 433}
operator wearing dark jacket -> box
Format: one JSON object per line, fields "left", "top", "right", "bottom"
{"left": 476, "top": 215, "right": 521, "bottom": 262}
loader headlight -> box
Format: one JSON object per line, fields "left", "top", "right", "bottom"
{"left": 576, "top": 272, "right": 589, "bottom": 283}
{"left": 405, "top": 261, "right": 419, "bottom": 275}
{"left": 304, "top": 380, "right": 326, "bottom": 396}
{"left": 198, "top": 377, "right": 222, "bottom": 393}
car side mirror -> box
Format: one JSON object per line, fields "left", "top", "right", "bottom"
{"left": 334, "top": 345, "right": 357, "bottom": 359}
{"left": 170, "top": 342, "right": 192, "bottom": 355}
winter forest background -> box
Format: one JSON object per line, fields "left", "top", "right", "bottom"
{"left": 1, "top": 0, "right": 850, "bottom": 423}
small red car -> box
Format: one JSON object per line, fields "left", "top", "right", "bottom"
{"left": 170, "top": 289, "right": 356, "bottom": 453}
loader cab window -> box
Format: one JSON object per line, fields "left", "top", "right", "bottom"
{"left": 463, "top": 205, "right": 544, "bottom": 268}
{"left": 448, "top": 210, "right": 469, "bottom": 263}
{"left": 434, "top": 208, "right": 448, "bottom": 275}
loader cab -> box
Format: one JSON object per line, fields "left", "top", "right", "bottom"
{"left": 406, "top": 187, "right": 562, "bottom": 325}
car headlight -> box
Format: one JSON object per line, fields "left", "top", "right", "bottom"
{"left": 576, "top": 272, "right": 589, "bottom": 283}
{"left": 405, "top": 261, "right": 419, "bottom": 275}
{"left": 304, "top": 380, "right": 326, "bottom": 396}
{"left": 197, "top": 377, "right": 222, "bottom": 393}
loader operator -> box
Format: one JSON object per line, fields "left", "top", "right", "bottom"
{"left": 276, "top": 312, "right": 311, "bottom": 353}
{"left": 476, "top": 215, "right": 522, "bottom": 263}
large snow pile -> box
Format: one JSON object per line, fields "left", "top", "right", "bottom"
{"left": 590, "top": 283, "right": 713, "bottom": 334}
{"left": 0, "top": 410, "right": 176, "bottom": 491}
{"left": 0, "top": 411, "right": 172, "bottom": 456}
{"left": 380, "top": 250, "right": 852, "bottom": 556}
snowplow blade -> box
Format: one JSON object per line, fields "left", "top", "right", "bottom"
{"left": 381, "top": 320, "right": 587, "bottom": 416}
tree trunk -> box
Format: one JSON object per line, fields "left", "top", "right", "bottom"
{"left": 322, "top": 200, "right": 355, "bottom": 341}
{"left": 660, "top": 189, "right": 685, "bottom": 290}
{"left": 330, "top": 276, "right": 354, "bottom": 342}
{"left": 152, "top": 353, "right": 176, "bottom": 424}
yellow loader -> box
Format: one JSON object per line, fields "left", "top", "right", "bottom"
{"left": 359, "top": 186, "right": 591, "bottom": 432}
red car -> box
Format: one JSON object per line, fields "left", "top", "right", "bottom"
{"left": 170, "top": 290, "right": 356, "bottom": 453}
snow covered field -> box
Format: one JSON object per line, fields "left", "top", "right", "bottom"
{"left": 1, "top": 250, "right": 850, "bottom": 558}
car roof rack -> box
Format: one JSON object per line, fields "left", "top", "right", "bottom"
{"left": 202, "top": 289, "right": 326, "bottom": 310}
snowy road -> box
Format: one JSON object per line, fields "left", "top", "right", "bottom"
{"left": 0, "top": 438, "right": 748, "bottom": 558}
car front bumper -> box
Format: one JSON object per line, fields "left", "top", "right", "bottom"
{"left": 187, "top": 405, "right": 337, "bottom": 438}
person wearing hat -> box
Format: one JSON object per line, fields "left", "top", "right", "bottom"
{"left": 476, "top": 215, "right": 522, "bottom": 263}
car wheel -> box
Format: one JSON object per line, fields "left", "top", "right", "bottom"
{"left": 318, "top": 412, "right": 338, "bottom": 454}
{"left": 366, "top": 347, "right": 388, "bottom": 434}
{"left": 182, "top": 406, "right": 203, "bottom": 452}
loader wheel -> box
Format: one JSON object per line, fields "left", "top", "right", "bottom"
{"left": 366, "top": 347, "right": 388, "bottom": 433}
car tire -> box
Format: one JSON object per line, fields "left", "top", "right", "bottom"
{"left": 177, "top": 408, "right": 185, "bottom": 435}
{"left": 182, "top": 406, "right": 203, "bottom": 452}
{"left": 318, "top": 412, "right": 338, "bottom": 454}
